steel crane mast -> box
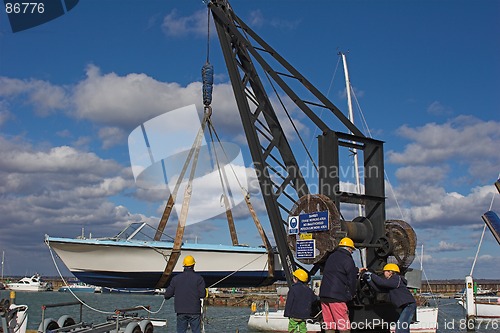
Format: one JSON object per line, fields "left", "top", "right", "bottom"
{"left": 206, "top": 0, "right": 413, "bottom": 328}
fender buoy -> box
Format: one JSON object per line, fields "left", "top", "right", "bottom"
{"left": 251, "top": 302, "right": 257, "bottom": 312}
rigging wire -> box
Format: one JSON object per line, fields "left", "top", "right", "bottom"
{"left": 263, "top": 70, "right": 318, "bottom": 173}
{"left": 207, "top": 252, "right": 268, "bottom": 289}
{"left": 306, "top": 54, "right": 342, "bottom": 157}
{"left": 349, "top": 81, "right": 408, "bottom": 221}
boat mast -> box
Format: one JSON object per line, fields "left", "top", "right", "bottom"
{"left": 341, "top": 52, "right": 363, "bottom": 217}
{"left": 341, "top": 52, "right": 367, "bottom": 268}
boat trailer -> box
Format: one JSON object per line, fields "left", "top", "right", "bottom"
{"left": 38, "top": 301, "right": 165, "bottom": 333}
{"left": 1, "top": 290, "right": 168, "bottom": 333}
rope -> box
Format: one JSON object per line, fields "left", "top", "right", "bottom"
{"left": 207, "top": 252, "right": 268, "bottom": 288}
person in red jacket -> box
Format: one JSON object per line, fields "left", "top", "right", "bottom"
{"left": 319, "top": 237, "right": 360, "bottom": 333}
{"left": 164, "top": 255, "right": 206, "bottom": 333}
{"left": 284, "top": 268, "right": 318, "bottom": 333}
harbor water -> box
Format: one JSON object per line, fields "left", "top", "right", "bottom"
{"left": 1, "top": 290, "right": 498, "bottom": 333}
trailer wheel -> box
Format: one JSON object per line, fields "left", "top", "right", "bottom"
{"left": 124, "top": 322, "right": 142, "bottom": 333}
{"left": 57, "top": 315, "right": 76, "bottom": 327}
{"left": 139, "top": 320, "right": 153, "bottom": 333}
{"left": 38, "top": 318, "right": 60, "bottom": 332}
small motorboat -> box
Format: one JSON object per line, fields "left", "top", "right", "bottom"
{"left": 58, "top": 282, "right": 97, "bottom": 293}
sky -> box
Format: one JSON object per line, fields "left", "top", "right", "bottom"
{"left": 0, "top": 0, "right": 499, "bottom": 282}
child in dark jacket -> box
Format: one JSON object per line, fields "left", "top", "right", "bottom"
{"left": 284, "top": 269, "right": 318, "bottom": 333}
{"left": 364, "top": 263, "right": 416, "bottom": 333}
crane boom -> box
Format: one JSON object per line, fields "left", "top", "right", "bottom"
{"left": 206, "top": 1, "right": 417, "bottom": 329}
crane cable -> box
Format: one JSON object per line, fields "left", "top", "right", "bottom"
{"left": 203, "top": 11, "right": 275, "bottom": 280}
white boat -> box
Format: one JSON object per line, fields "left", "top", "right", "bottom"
{"left": 58, "top": 282, "right": 97, "bottom": 293}
{"left": 459, "top": 180, "right": 500, "bottom": 323}
{"left": 248, "top": 306, "right": 438, "bottom": 333}
{"left": 45, "top": 222, "right": 284, "bottom": 289}
{"left": 101, "top": 287, "right": 157, "bottom": 295}
{"left": 459, "top": 275, "right": 500, "bottom": 322}
{"left": 6, "top": 274, "right": 50, "bottom": 292}
{"left": 454, "top": 286, "right": 497, "bottom": 299}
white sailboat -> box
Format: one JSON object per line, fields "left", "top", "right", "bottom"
{"left": 459, "top": 179, "right": 500, "bottom": 326}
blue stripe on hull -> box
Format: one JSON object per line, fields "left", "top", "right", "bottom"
{"left": 73, "top": 270, "right": 286, "bottom": 288}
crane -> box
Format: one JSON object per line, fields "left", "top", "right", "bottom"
{"left": 205, "top": 0, "right": 418, "bottom": 329}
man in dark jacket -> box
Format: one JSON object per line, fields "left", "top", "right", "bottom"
{"left": 319, "top": 237, "right": 359, "bottom": 333}
{"left": 164, "top": 255, "right": 206, "bottom": 333}
{"left": 284, "top": 268, "right": 319, "bottom": 333}
{"left": 364, "top": 263, "right": 416, "bottom": 333}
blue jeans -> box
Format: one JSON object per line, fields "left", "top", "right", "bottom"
{"left": 396, "top": 302, "right": 416, "bottom": 333}
{"left": 176, "top": 314, "right": 202, "bottom": 333}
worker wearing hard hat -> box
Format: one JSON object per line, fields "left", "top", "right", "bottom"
{"left": 319, "top": 237, "right": 360, "bottom": 333}
{"left": 164, "top": 255, "right": 206, "bottom": 333}
{"left": 363, "top": 263, "right": 416, "bottom": 333}
{"left": 284, "top": 268, "right": 319, "bottom": 333}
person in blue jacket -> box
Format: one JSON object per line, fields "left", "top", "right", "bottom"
{"left": 364, "top": 263, "right": 416, "bottom": 333}
{"left": 164, "top": 255, "right": 206, "bottom": 333}
{"left": 284, "top": 268, "right": 319, "bottom": 333}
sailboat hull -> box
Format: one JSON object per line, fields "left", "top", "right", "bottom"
{"left": 46, "top": 236, "right": 284, "bottom": 288}
{"left": 459, "top": 298, "right": 500, "bottom": 319}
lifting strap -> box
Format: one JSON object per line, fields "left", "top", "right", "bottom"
{"left": 208, "top": 120, "right": 239, "bottom": 245}
{"left": 155, "top": 111, "right": 211, "bottom": 288}
{"left": 208, "top": 122, "right": 276, "bottom": 282}
{"left": 244, "top": 193, "right": 275, "bottom": 284}
{"left": 154, "top": 195, "right": 174, "bottom": 241}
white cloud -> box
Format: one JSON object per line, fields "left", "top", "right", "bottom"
{"left": 427, "top": 101, "right": 452, "bottom": 116}
{"left": 72, "top": 65, "right": 198, "bottom": 127}
{"left": 0, "top": 135, "right": 148, "bottom": 270}
{"left": 388, "top": 183, "right": 496, "bottom": 228}
{"left": 0, "top": 140, "right": 117, "bottom": 175}
{"left": 161, "top": 9, "right": 212, "bottom": 37}
{"left": 0, "top": 76, "right": 69, "bottom": 116}
{"left": 245, "top": 9, "right": 300, "bottom": 30}
{"left": 247, "top": 10, "right": 265, "bottom": 28}
{"left": 99, "top": 126, "right": 126, "bottom": 149}
{"left": 0, "top": 110, "right": 10, "bottom": 127}
{"left": 388, "top": 116, "right": 500, "bottom": 180}
{"left": 434, "top": 240, "right": 469, "bottom": 252}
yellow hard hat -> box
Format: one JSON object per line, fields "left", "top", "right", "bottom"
{"left": 383, "top": 263, "right": 400, "bottom": 273}
{"left": 183, "top": 255, "right": 196, "bottom": 267}
{"left": 338, "top": 237, "right": 355, "bottom": 249}
{"left": 293, "top": 268, "right": 308, "bottom": 283}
